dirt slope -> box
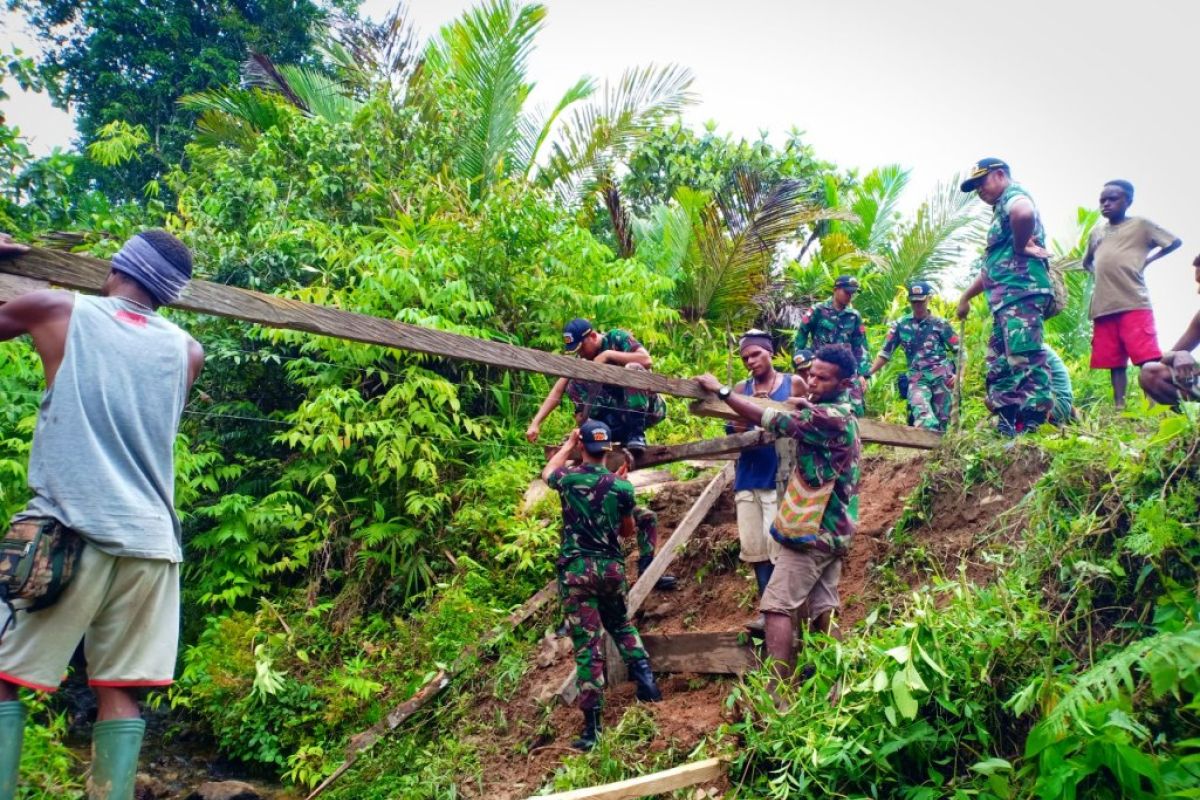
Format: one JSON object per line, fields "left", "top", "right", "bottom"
{"left": 457, "top": 449, "right": 1043, "bottom": 798}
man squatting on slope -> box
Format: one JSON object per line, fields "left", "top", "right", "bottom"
{"left": 0, "top": 231, "right": 204, "bottom": 800}
{"left": 698, "top": 344, "right": 861, "bottom": 688}
{"left": 724, "top": 330, "right": 805, "bottom": 631}
{"left": 1082, "top": 180, "right": 1181, "bottom": 410}
{"left": 868, "top": 281, "right": 959, "bottom": 432}
{"left": 542, "top": 421, "right": 662, "bottom": 752}
{"left": 526, "top": 318, "right": 666, "bottom": 454}
{"left": 956, "top": 158, "right": 1055, "bottom": 435}
{"left": 1139, "top": 254, "right": 1200, "bottom": 406}
{"left": 794, "top": 275, "right": 871, "bottom": 417}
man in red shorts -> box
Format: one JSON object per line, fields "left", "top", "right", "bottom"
{"left": 1082, "top": 180, "right": 1182, "bottom": 410}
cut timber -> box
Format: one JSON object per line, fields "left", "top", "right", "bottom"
{"left": 529, "top": 756, "right": 727, "bottom": 800}
{"left": 0, "top": 248, "right": 709, "bottom": 398}
{"left": 558, "top": 464, "right": 734, "bottom": 705}
{"left": 305, "top": 579, "right": 556, "bottom": 800}
{"left": 690, "top": 397, "right": 941, "bottom": 450}
{"left": 633, "top": 429, "right": 773, "bottom": 469}
{"left": 0, "top": 249, "right": 940, "bottom": 445}
{"left": 642, "top": 631, "right": 759, "bottom": 674}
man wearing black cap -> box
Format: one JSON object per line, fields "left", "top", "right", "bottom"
{"left": 542, "top": 421, "right": 662, "bottom": 751}
{"left": 794, "top": 276, "right": 871, "bottom": 416}
{"left": 525, "top": 318, "right": 665, "bottom": 453}
{"left": 956, "top": 159, "right": 1054, "bottom": 435}
{"left": 869, "top": 281, "right": 959, "bottom": 431}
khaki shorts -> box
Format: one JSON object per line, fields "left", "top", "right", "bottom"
{"left": 0, "top": 539, "right": 179, "bottom": 692}
{"left": 759, "top": 546, "right": 842, "bottom": 620}
{"left": 735, "top": 489, "right": 782, "bottom": 564}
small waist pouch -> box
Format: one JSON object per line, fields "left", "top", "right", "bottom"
{"left": 0, "top": 518, "right": 84, "bottom": 638}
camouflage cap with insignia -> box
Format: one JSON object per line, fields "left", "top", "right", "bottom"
{"left": 834, "top": 275, "right": 860, "bottom": 293}
{"left": 908, "top": 280, "right": 934, "bottom": 301}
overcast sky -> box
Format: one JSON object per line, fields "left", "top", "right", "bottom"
{"left": 4, "top": 0, "right": 1198, "bottom": 340}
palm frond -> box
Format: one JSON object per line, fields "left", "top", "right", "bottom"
{"left": 515, "top": 75, "right": 595, "bottom": 179}
{"left": 681, "top": 172, "right": 846, "bottom": 327}
{"left": 326, "top": 1, "right": 422, "bottom": 94}
{"left": 602, "top": 180, "right": 635, "bottom": 258}
{"left": 241, "top": 54, "right": 362, "bottom": 124}
{"left": 849, "top": 164, "right": 910, "bottom": 254}
{"left": 426, "top": 0, "right": 546, "bottom": 196}
{"left": 536, "top": 63, "right": 696, "bottom": 202}
{"left": 178, "top": 88, "right": 293, "bottom": 149}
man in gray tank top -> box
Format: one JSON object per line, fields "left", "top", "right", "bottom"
{"left": 0, "top": 230, "right": 203, "bottom": 800}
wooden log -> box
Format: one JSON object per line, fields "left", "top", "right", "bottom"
{"left": 558, "top": 464, "right": 734, "bottom": 705}
{"left": 642, "top": 631, "right": 759, "bottom": 675}
{"left": 633, "top": 429, "right": 773, "bottom": 469}
{"left": 305, "top": 579, "right": 556, "bottom": 800}
{"left": 0, "top": 248, "right": 710, "bottom": 397}
{"left": 529, "top": 756, "right": 728, "bottom": 800}
{"left": 690, "top": 397, "right": 942, "bottom": 450}
{"left": 0, "top": 249, "right": 943, "bottom": 446}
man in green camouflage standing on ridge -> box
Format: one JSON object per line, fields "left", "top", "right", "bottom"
{"left": 794, "top": 276, "right": 871, "bottom": 416}
{"left": 956, "top": 158, "right": 1054, "bottom": 435}
{"left": 543, "top": 420, "right": 662, "bottom": 752}
{"left": 868, "top": 281, "right": 959, "bottom": 431}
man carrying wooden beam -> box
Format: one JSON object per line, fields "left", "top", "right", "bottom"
{"left": 725, "top": 330, "right": 804, "bottom": 632}
{"left": 526, "top": 319, "right": 665, "bottom": 455}
{"left": 542, "top": 421, "right": 662, "bottom": 751}
{"left": 0, "top": 231, "right": 204, "bottom": 800}
{"left": 698, "top": 344, "right": 861, "bottom": 699}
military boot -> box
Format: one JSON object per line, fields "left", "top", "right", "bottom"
{"left": 571, "top": 708, "right": 602, "bottom": 751}
{"left": 995, "top": 406, "right": 1019, "bottom": 437}
{"left": 627, "top": 658, "right": 663, "bottom": 702}
{"left": 637, "top": 555, "right": 676, "bottom": 591}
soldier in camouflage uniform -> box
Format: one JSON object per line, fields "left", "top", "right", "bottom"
{"left": 526, "top": 318, "right": 666, "bottom": 454}
{"left": 698, "top": 343, "right": 861, "bottom": 686}
{"left": 794, "top": 276, "right": 871, "bottom": 416}
{"left": 957, "top": 158, "right": 1054, "bottom": 435}
{"left": 869, "top": 281, "right": 959, "bottom": 431}
{"left": 543, "top": 421, "right": 662, "bottom": 751}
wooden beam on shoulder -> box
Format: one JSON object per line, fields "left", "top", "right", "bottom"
{"left": 529, "top": 756, "right": 728, "bottom": 800}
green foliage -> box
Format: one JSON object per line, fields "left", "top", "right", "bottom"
{"left": 16, "top": 693, "right": 84, "bottom": 799}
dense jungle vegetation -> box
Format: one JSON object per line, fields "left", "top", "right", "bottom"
{"left": 1, "top": 1, "right": 1197, "bottom": 797}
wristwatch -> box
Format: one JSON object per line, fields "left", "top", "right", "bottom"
{"left": 717, "top": 385, "right": 732, "bottom": 400}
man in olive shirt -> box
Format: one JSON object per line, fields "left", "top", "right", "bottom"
{"left": 1083, "top": 180, "right": 1182, "bottom": 410}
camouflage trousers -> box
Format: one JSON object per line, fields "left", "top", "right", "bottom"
{"left": 567, "top": 371, "right": 667, "bottom": 444}
{"left": 986, "top": 297, "right": 1052, "bottom": 418}
{"left": 557, "top": 555, "right": 647, "bottom": 711}
{"left": 907, "top": 367, "right": 954, "bottom": 432}
{"left": 633, "top": 506, "right": 657, "bottom": 562}
{"left": 848, "top": 377, "right": 867, "bottom": 417}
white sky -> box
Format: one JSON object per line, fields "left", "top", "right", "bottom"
{"left": 4, "top": 0, "right": 1198, "bottom": 341}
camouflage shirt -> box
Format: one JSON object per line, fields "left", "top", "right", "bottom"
{"left": 794, "top": 301, "right": 871, "bottom": 376}
{"left": 547, "top": 463, "right": 635, "bottom": 562}
{"left": 598, "top": 329, "right": 643, "bottom": 357}
{"left": 761, "top": 397, "right": 861, "bottom": 553}
{"left": 879, "top": 314, "right": 959, "bottom": 378}
{"left": 982, "top": 183, "right": 1053, "bottom": 312}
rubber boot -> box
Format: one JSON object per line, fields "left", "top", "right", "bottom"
{"left": 0, "top": 701, "right": 25, "bottom": 800}
{"left": 753, "top": 561, "right": 774, "bottom": 596}
{"left": 637, "top": 556, "right": 676, "bottom": 592}
{"left": 571, "top": 707, "right": 602, "bottom": 752}
{"left": 627, "top": 658, "right": 662, "bottom": 702}
{"left": 88, "top": 718, "right": 145, "bottom": 800}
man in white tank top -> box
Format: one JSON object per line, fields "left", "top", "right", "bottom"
{"left": 0, "top": 231, "right": 203, "bottom": 800}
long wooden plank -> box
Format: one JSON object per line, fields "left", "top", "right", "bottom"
{"left": 642, "top": 631, "right": 759, "bottom": 675}
{"left": 0, "top": 248, "right": 712, "bottom": 397}
{"left": 690, "top": 397, "right": 942, "bottom": 450}
{"left": 530, "top": 756, "right": 728, "bottom": 800}
{"left": 633, "top": 429, "right": 773, "bottom": 469}
{"left": 558, "top": 464, "right": 734, "bottom": 705}
{"left": 0, "top": 249, "right": 942, "bottom": 448}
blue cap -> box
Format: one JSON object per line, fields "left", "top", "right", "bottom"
{"left": 793, "top": 348, "right": 815, "bottom": 370}
{"left": 960, "top": 158, "right": 1009, "bottom": 192}
{"left": 908, "top": 281, "right": 934, "bottom": 300}
{"left": 562, "top": 318, "right": 593, "bottom": 352}
{"left": 834, "top": 275, "right": 860, "bottom": 292}
{"left": 579, "top": 419, "right": 613, "bottom": 454}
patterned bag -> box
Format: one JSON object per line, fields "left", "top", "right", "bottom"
{"left": 0, "top": 518, "right": 83, "bottom": 639}
{"left": 769, "top": 470, "right": 835, "bottom": 550}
